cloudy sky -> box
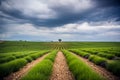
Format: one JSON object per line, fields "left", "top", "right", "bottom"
{"left": 0, "top": 0, "right": 120, "bottom": 41}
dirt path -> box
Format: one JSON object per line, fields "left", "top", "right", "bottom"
{"left": 50, "top": 51, "right": 74, "bottom": 80}
{"left": 4, "top": 53, "right": 49, "bottom": 80}
{"left": 71, "top": 52, "right": 119, "bottom": 80}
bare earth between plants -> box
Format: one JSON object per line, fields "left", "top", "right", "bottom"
{"left": 50, "top": 51, "right": 74, "bottom": 80}
{"left": 4, "top": 53, "right": 49, "bottom": 80}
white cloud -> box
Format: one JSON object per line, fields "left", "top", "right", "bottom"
{"left": 1, "top": 0, "right": 120, "bottom": 41}
{"left": 4, "top": 24, "right": 49, "bottom": 36}
{"left": 1, "top": 0, "right": 56, "bottom": 19}
{"left": 54, "top": 22, "right": 120, "bottom": 34}
{"left": 0, "top": 21, "right": 120, "bottom": 41}
{"left": 1, "top": 0, "right": 94, "bottom": 19}
{"left": 49, "top": 0, "right": 94, "bottom": 13}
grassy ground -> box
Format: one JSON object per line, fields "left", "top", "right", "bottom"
{"left": 0, "top": 41, "right": 120, "bottom": 53}
{"left": 0, "top": 51, "right": 49, "bottom": 78}
{"left": 64, "top": 42, "right": 120, "bottom": 49}
{"left": 69, "top": 48, "right": 120, "bottom": 77}
{"left": 0, "top": 41, "right": 53, "bottom": 53}
{"left": 21, "top": 50, "right": 57, "bottom": 80}
{"left": 62, "top": 50, "right": 106, "bottom": 80}
{"left": 0, "top": 41, "right": 120, "bottom": 79}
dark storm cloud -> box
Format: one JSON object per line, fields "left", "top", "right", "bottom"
{"left": 0, "top": 0, "right": 120, "bottom": 28}
{"left": 83, "top": 7, "right": 120, "bottom": 22}
{"left": 94, "top": 0, "right": 120, "bottom": 7}
{"left": 0, "top": 0, "right": 93, "bottom": 27}
{"left": 0, "top": 0, "right": 120, "bottom": 41}
{"left": 37, "top": 13, "right": 86, "bottom": 27}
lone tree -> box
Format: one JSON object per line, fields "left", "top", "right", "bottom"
{"left": 58, "top": 39, "right": 62, "bottom": 42}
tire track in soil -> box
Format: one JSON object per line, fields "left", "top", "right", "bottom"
{"left": 71, "top": 52, "right": 120, "bottom": 80}
{"left": 50, "top": 51, "right": 74, "bottom": 80}
{"left": 4, "top": 53, "right": 49, "bottom": 80}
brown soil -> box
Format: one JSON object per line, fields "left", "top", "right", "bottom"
{"left": 50, "top": 51, "right": 74, "bottom": 80}
{"left": 4, "top": 53, "right": 49, "bottom": 80}
{"left": 71, "top": 52, "right": 120, "bottom": 80}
